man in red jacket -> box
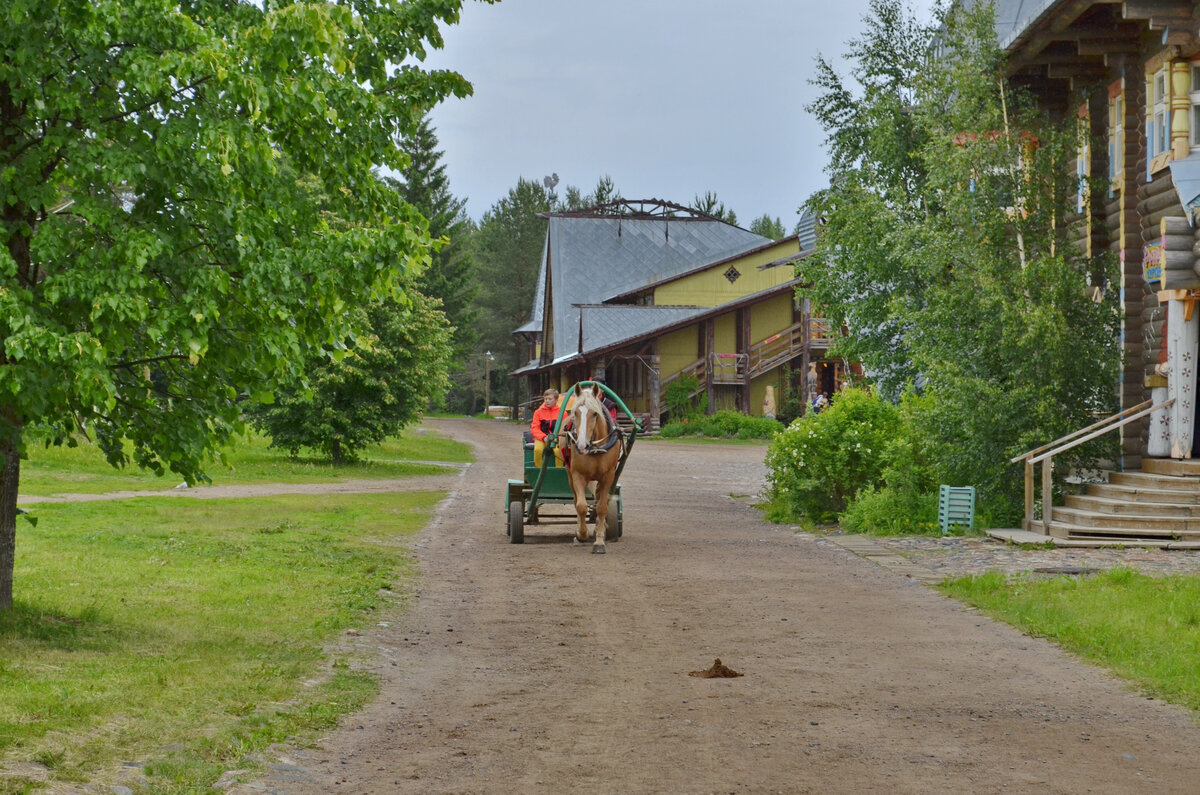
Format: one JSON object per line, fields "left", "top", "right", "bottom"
{"left": 530, "top": 388, "right": 564, "bottom": 468}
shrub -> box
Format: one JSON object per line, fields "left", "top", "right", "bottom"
{"left": 737, "top": 416, "right": 785, "bottom": 439}
{"left": 840, "top": 486, "right": 941, "bottom": 536}
{"left": 664, "top": 375, "right": 707, "bottom": 421}
{"left": 658, "top": 412, "right": 782, "bottom": 440}
{"left": 658, "top": 421, "right": 687, "bottom": 438}
{"left": 709, "top": 410, "right": 744, "bottom": 436}
{"left": 764, "top": 387, "right": 901, "bottom": 523}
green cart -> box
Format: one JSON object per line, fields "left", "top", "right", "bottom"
{"left": 505, "top": 381, "right": 642, "bottom": 544}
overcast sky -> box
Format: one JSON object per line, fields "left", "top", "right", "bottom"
{"left": 419, "top": 0, "right": 940, "bottom": 229}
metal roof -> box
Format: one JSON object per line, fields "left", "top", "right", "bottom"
{"left": 992, "top": 0, "right": 1058, "bottom": 50}
{"left": 795, "top": 207, "right": 818, "bottom": 251}
{"left": 544, "top": 213, "right": 769, "bottom": 358}
{"left": 521, "top": 237, "right": 549, "bottom": 334}
{"left": 578, "top": 305, "right": 711, "bottom": 355}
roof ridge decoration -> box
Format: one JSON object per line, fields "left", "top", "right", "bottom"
{"left": 541, "top": 198, "right": 727, "bottom": 223}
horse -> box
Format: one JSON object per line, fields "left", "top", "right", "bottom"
{"left": 558, "top": 383, "right": 623, "bottom": 554}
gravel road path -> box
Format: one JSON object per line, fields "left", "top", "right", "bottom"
{"left": 231, "top": 417, "right": 1200, "bottom": 794}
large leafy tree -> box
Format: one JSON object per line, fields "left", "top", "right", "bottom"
{"left": 803, "top": 0, "right": 1120, "bottom": 517}
{"left": 388, "top": 114, "right": 479, "bottom": 368}
{"left": 473, "top": 178, "right": 551, "bottom": 408}
{"left": 251, "top": 291, "right": 451, "bottom": 463}
{"left": 0, "top": 0, "right": 482, "bottom": 609}
{"left": 803, "top": 0, "right": 932, "bottom": 397}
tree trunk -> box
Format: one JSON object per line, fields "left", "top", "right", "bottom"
{"left": 0, "top": 408, "right": 21, "bottom": 612}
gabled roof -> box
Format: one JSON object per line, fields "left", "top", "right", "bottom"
{"left": 540, "top": 202, "right": 769, "bottom": 358}
{"left": 515, "top": 237, "right": 549, "bottom": 335}
{"left": 603, "top": 234, "right": 800, "bottom": 304}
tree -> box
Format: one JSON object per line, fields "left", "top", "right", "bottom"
{"left": 803, "top": 0, "right": 1120, "bottom": 519}
{"left": 803, "top": 0, "right": 932, "bottom": 398}
{"left": 559, "top": 175, "right": 622, "bottom": 211}
{"left": 388, "top": 114, "right": 479, "bottom": 370}
{"left": 587, "top": 175, "right": 621, "bottom": 207}
{"left": 0, "top": 0, "right": 482, "bottom": 610}
{"left": 473, "top": 178, "right": 551, "bottom": 409}
{"left": 749, "top": 214, "right": 787, "bottom": 239}
{"left": 691, "top": 191, "right": 738, "bottom": 225}
{"left": 251, "top": 291, "right": 451, "bottom": 463}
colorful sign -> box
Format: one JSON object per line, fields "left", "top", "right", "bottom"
{"left": 1143, "top": 239, "right": 1163, "bottom": 285}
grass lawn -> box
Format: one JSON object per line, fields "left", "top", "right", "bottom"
{"left": 0, "top": 493, "right": 440, "bottom": 793}
{"left": 941, "top": 568, "right": 1200, "bottom": 711}
{"left": 0, "top": 423, "right": 471, "bottom": 793}
{"left": 19, "top": 426, "right": 469, "bottom": 496}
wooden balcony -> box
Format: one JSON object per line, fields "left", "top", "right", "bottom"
{"left": 660, "top": 317, "right": 836, "bottom": 393}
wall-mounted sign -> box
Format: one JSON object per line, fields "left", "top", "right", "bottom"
{"left": 1143, "top": 239, "right": 1163, "bottom": 285}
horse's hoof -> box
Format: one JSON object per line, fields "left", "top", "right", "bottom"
{"left": 591, "top": 545, "right": 606, "bottom": 554}
{"left": 574, "top": 537, "right": 586, "bottom": 546}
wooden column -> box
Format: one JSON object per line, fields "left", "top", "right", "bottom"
{"left": 648, "top": 350, "right": 661, "bottom": 432}
{"left": 704, "top": 318, "right": 715, "bottom": 415}
{"left": 740, "top": 309, "right": 752, "bottom": 413}
{"left": 799, "top": 297, "right": 812, "bottom": 416}
{"left": 1171, "top": 59, "right": 1191, "bottom": 160}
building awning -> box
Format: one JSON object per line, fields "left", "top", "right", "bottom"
{"left": 1169, "top": 154, "right": 1200, "bottom": 223}
{"left": 509, "top": 359, "right": 542, "bottom": 376}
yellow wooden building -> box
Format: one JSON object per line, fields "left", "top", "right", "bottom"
{"left": 512, "top": 200, "right": 841, "bottom": 430}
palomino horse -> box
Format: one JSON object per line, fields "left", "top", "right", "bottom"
{"left": 558, "top": 383, "right": 623, "bottom": 554}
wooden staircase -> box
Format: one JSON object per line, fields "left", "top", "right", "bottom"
{"left": 1046, "top": 459, "right": 1200, "bottom": 546}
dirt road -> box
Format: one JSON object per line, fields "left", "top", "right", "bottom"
{"left": 237, "top": 418, "right": 1200, "bottom": 794}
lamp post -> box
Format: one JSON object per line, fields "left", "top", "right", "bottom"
{"left": 483, "top": 351, "right": 493, "bottom": 413}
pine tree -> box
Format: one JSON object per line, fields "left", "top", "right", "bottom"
{"left": 389, "top": 115, "right": 479, "bottom": 364}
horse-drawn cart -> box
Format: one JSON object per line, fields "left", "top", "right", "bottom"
{"left": 505, "top": 381, "right": 642, "bottom": 546}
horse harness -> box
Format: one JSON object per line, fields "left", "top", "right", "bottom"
{"left": 562, "top": 403, "right": 624, "bottom": 457}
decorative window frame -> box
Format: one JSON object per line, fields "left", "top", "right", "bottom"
{"left": 1146, "top": 48, "right": 1186, "bottom": 176}
{"left": 1149, "top": 64, "right": 1170, "bottom": 174}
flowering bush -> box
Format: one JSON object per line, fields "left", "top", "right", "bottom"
{"left": 764, "top": 387, "right": 901, "bottom": 523}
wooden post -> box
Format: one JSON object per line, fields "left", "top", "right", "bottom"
{"left": 648, "top": 351, "right": 661, "bottom": 432}
{"left": 1041, "top": 457, "right": 1053, "bottom": 535}
{"left": 704, "top": 318, "right": 715, "bottom": 415}
{"left": 740, "top": 309, "right": 752, "bottom": 413}
{"left": 799, "top": 297, "right": 811, "bottom": 416}
{"left": 1024, "top": 459, "right": 1034, "bottom": 531}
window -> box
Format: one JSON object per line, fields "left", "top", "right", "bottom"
{"left": 1190, "top": 63, "right": 1200, "bottom": 149}
{"left": 1147, "top": 69, "right": 1166, "bottom": 160}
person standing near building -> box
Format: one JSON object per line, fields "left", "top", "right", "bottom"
{"left": 531, "top": 388, "right": 564, "bottom": 467}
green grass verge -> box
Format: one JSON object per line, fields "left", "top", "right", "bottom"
{"left": 20, "top": 426, "right": 470, "bottom": 496}
{"left": 0, "top": 491, "right": 440, "bottom": 791}
{"left": 941, "top": 568, "right": 1200, "bottom": 711}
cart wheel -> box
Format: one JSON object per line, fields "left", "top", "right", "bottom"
{"left": 605, "top": 495, "right": 620, "bottom": 541}
{"left": 508, "top": 501, "right": 525, "bottom": 544}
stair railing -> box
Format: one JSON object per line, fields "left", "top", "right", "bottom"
{"left": 1009, "top": 398, "right": 1170, "bottom": 534}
